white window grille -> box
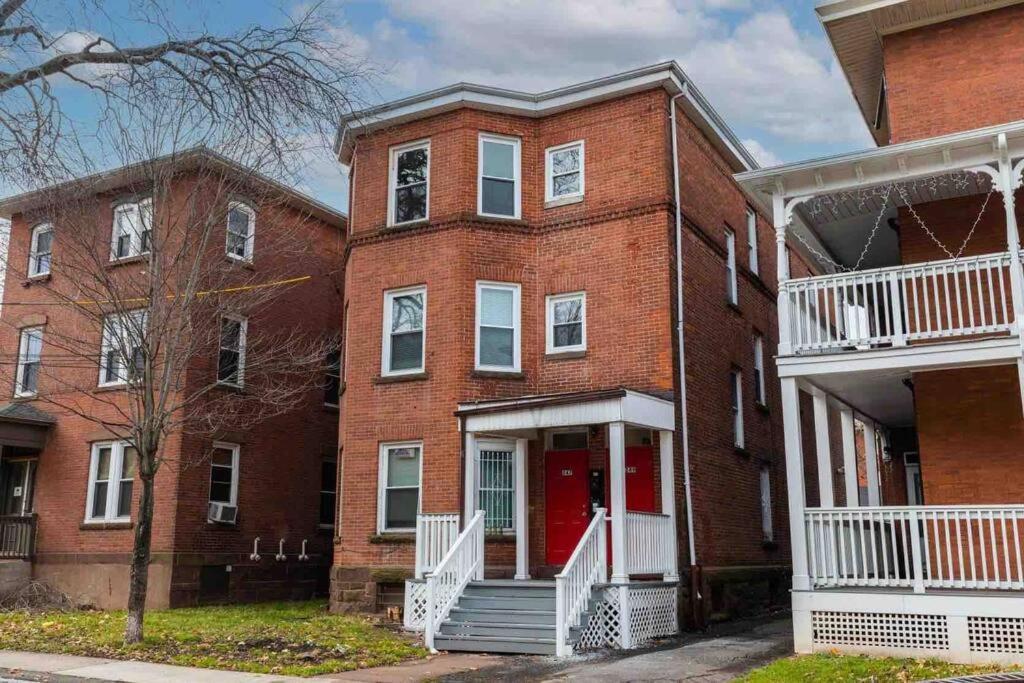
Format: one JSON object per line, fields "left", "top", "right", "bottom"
{"left": 28, "top": 223, "right": 52, "bottom": 277}
{"left": 15, "top": 327, "right": 43, "bottom": 397}
{"left": 478, "top": 447, "right": 514, "bottom": 533}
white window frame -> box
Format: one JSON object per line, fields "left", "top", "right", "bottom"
{"left": 324, "top": 349, "right": 341, "bottom": 407}
{"left": 746, "top": 207, "right": 759, "bottom": 276}
{"left": 725, "top": 228, "right": 738, "bottom": 305}
{"left": 477, "top": 133, "right": 521, "bottom": 219}
{"left": 15, "top": 326, "right": 43, "bottom": 397}
{"left": 544, "top": 140, "right": 584, "bottom": 203}
{"left": 544, "top": 427, "right": 589, "bottom": 451}
{"left": 84, "top": 440, "right": 135, "bottom": 523}
{"left": 28, "top": 223, "right": 52, "bottom": 277}
{"left": 381, "top": 286, "right": 427, "bottom": 377}
{"left": 475, "top": 281, "right": 521, "bottom": 373}
{"left": 753, "top": 334, "right": 766, "bottom": 406}
{"left": 225, "top": 201, "right": 256, "bottom": 262}
{"left": 208, "top": 441, "right": 240, "bottom": 507}
{"left": 387, "top": 139, "right": 430, "bottom": 227}
{"left": 377, "top": 441, "right": 423, "bottom": 534}
{"left": 760, "top": 466, "right": 774, "bottom": 542}
{"left": 98, "top": 310, "right": 147, "bottom": 388}
{"left": 109, "top": 198, "right": 152, "bottom": 261}
{"left": 319, "top": 457, "right": 338, "bottom": 529}
{"left": 545, "top": 291, "right": 586, "bottom": 354}
{"left": 476, "top": 439, "right": 516, "bottom": 534}
{"left": 217, "top": 314, "right": 248, "bottom": 387}
{"left": 731, "top": 368, "right": 744, "bottom": 449}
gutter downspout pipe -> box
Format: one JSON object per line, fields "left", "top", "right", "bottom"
{"left": 671, "top": 89, "right": 701, "bottom": 625}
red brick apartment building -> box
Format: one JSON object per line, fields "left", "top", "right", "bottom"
{"left": 736, "top": 0, "right": 1024, "bottom": 666}
{"left": 331, "top": 62, "right": 825, "bottom": 655}
{"left": 0, "top": 149, "right": 345, "bottom": 608}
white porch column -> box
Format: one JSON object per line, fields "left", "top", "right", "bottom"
{"left": 993, "top": 133, "right": 1024, "bottom": 415}
{"left": 863, "top": 420, "right": 881, "bottom": 506}
{"left": 840, "top": 406, "right": 859, "bottom": 507}
{"left": 514, "top": 437, "right": 530, "bottom": 580}
{"left": 464, "top": 431, "right": 477, "bottom": 525}
{"left": 609, "top": 421, "right": 628, "bottom": 584}
{"left": 659, "top": 430, "right": 679, "bottom": 581}
{"left": 773, "top": 193, "right": 793, "bottom": 356}
{"left": 811, "top": 388, "right": 835, "bottom": 508}
{"left": 780, "top": 377, "right": 810, "bottom": 591}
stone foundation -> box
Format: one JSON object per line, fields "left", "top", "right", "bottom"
{"left": 330, "top": 565, "right": 413, "bottom": 613}
{"left": 0, "top": 560, "right": 30, "bottom": 598}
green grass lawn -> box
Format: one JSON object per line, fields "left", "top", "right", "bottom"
{"left": 738, "top": 653, "right": 1021, "bottom": 682}
{"left": 0, "top": 600, "right": 426, "bottom": 677}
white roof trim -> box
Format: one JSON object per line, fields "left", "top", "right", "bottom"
{"left": 335, "top": 62, "right": 756, "bottom": 172}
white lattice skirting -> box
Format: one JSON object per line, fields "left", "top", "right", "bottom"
{"left": 576, "top": 583, "right": 679, "bottom": 652}
{"left": 796, "top": 590, "right": 1024, "bottom": 665}
{"left": 403, "top": 579, "right": 427, "bottom": 631}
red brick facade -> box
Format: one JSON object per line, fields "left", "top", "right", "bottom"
{"left": 0, "top": 164, "right": 344, "bottom": 608}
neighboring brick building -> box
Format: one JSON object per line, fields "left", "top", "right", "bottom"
{"left": 0, "top": 149, "right": 345, "bottom": 608}
{"left": 330, "top": 63, "right": 825, "bottom": 653}
{"left": 737, "top": 0, "right": 1024, "bottom": 665}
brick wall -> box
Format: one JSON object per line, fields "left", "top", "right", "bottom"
{"left": 883, "top": 4, "right": 1024, "bottom": 144}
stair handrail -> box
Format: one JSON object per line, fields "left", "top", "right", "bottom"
{"left": 554, "top": 507, "right": 607, "bottom": 657}
{"left": 424, "top": 509, "right": 485, "bottom": 652}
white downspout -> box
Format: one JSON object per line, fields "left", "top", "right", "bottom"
{"left": 670, "top": 91, "right": 698, "bottom": 573}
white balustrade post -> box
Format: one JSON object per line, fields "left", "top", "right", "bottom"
{"left": 555, "top": 578, "right": 567, "bottom": 656}
{"left": 515, "top": 438, "right": 530, "bottom": 580}
{"left": 598, "top": 509, "right": 608, "bottom": 583}
{"left": 909, "top": 509, "right": 926, "bottom": 594}
{"left": 840, "top": 407, "right": 859, "bottom": 507}
{"left": 618, "top": 585, "right": 633, "bottom": 649}
{"left": 415, "top": 515, "right": 425, "bottom": 579}
{"left": 774, "top": 193, "right": 793, "bottom": 356}
{"left": 888, "top": 271, "right": 906, "bottom": 346}
{"left": 812, "top": 388, "right": 835, "bottom": 509}
{"left": 609, "top": 421, "right": 628, "bottom": 584}
{"left": 659, "top": 430, "right": 679, "bottom": 581}
{"left": 475, "top": 510, "right": 485, "bottom": 581}
{"left": 781, "top": 377, "right": 811, "bottom": 591}
{"left": 863, "top": 421, "right": 881, "bottom": 507}
{"left": 424, "top": 576, "right": 436, "bottom": 651}
{"left": 464, "top": 432, "right": 477, "bottom": 525}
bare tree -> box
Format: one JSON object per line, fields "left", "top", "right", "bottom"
{"left": 0, "top": 0, "right": 363, "bottom": 643}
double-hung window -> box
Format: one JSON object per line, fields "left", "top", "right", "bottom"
{"left": 320, "top": 458, "right": 337, "bottom": 528}
{"left": 15, "top": 327, "right": 43, "bottom": 397}
{"left": 753, "top": 334, "right": 766, "bottom": 406}
{"left": 382, "top": 287, "right": 426, "bottom": 376}
{"left": 545, "top": 141, "right": 584, "bottom": 203}
{"left": 388, "top": 140, "right": 429, "bottom": 225}
{"left": 28, "top": 223, "right": 52, "bottom": 277}
{"left": 760, "top": 467, "right": 774, "bottom": 542}
{"left": 476, "top": 282, "right": 520, "bottom": 372}
{"left": 725, "top": 228, "right": 738, "bottom": 305}
{"left": 478, "top": 443, "right": 514, "bottom": 533}
{"left": 226, "top": 202, "right": 255, "bottom": 262}
{"left": 730, "top": 368, "right": 744, "bottom": 449}
{"left": 85, "top": 441, "right": 136, "bottom": 522}
{"left": 324, "top": 350, "right": 341, "bottom": 406}
{"left": 99, "top": 310, "right": 146, "bottom": 387}
{"left": 746, "top": 207, "right": 759, "bottom": 276}
{"left": 546, "top": 292, "right": 586, "bottom": 354}
{"left": 110, "top": 199, "right": 152, "bottom": 260}
{"left": 208, "top": 442, "right": 239, "bottom": 507}
{"left": 217, "top": 316, "right": 247, "bottom": 386}
{"left": 378, "top": 442, "right": 421, "bottom": 533}
{"left": 478, "top": 134, "right": 520, "bottom": 218}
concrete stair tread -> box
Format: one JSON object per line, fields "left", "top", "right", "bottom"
{"left": 443, "top": 621, "right": 554, "bottom": 629}
{"left": 450, "top": 607, "right": 555, "bottom": 615}
{"left": 435, "top": 634, "right": 556, "bottom": 644}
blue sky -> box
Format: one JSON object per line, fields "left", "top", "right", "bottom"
{"left": 44, "top": 0, "right": 877, "bottom": 212}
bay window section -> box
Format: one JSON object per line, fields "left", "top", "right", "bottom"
{"left": 389, "top": 141, "right": 429, "bottom": 225}
{"left": 382, "top": 287, "right": 426, "bottom": 376}
{"left": 378, "top": 442, "right": 421, "bottom": 533}
{"left": 476, "top": 282, "right": 520, "bottom": 372}
{"left": 478, "top": 134, "right": 520, "bottom": 218}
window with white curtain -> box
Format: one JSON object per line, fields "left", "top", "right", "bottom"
{"left": 476, "top": 282, "right": 520, "bottom": 372}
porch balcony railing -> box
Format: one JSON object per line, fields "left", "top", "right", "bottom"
{"left": 414, "top": 513, "right": 460, "bottom": 579}
{"left": 0, "top": 514, "right": 36, "bottom": 559}
{"left": 783, "top": 251, "right": 1015, "bottom": 355}
{"left": 805, "top": 505, "right": 1024, "bottom": 592}
{"left": 423, "top": 510, "right": 485, "bottom": 652}
{"left": 624, "top": 511, "right": 674, "bottom": 575}
{"left": 555, "top": 507, "right": 607, "bottom": 657}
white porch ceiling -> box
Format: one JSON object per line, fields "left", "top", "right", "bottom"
{"left": 807, "top": 367, "right": 916, "bottom": 427}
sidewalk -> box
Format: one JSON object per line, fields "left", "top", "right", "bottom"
{"left": 0, "top": 650, "right": 498, "bottom": 683}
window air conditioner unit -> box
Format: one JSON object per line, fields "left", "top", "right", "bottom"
{"left": 208, "top": 502, "right": 238, "bottom": 524}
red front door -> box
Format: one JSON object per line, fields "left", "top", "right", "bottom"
{"left": 626, "top": 445, "right": 657, "bottom": 512}
{"left": 545, "top": 449, "right": 591, "bottom": 565}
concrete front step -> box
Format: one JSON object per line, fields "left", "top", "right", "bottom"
{"left": 439, "top": 621, "right": 555, "bottom": 639}
{"left": 433, "top": 634, "right": 557, "bottom": 655}
{"left": 457, "top": 595, "right": 554, "bottom": 611}
{"left": 463, "top": 582, "right": 556, "bottom": 598}
{"left": 447, "top": 607, "right": 556, "bottom": 625}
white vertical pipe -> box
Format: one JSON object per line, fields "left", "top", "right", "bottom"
{"left": 514, "top": 437, "right": 530, "bottom": 580}
{"left": 812, "top": 388, "right": 835, "bottom": 508}
{"left": 781, "top": 377, "right": 810, "bottom": 591}
{"left": 840, "top": 406, "right": 859, "bottom": 507}
{"left": 863, "top": 421, "right": 881, "bottom": 507}
{"left": 609, "top": 421, "right": 628, "bottom": 584}
{"left": 659, "top": 430, "right": 679, "bottom": 581}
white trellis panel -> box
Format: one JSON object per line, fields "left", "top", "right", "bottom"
{"left": 576, "top": 587, "right": 622, "bottom": 651}
{"left": 403, "top": 579, "right": 427, "bottom": 631}
{"left": 574, "top": 584, "right": 678, "bottom": 653}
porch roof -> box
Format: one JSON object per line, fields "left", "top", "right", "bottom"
{"left": 0, "top": 403, "right": 54, "bottom": 450}
{"left": 456, "top": 388, "right": 675, "bottom": 434}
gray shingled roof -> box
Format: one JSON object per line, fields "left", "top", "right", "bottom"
{"left": 0, "top": 402, "right": 56, "bottom": 425}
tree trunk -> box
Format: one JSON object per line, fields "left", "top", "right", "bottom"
{"left": 124, "top": 473, "right": 156, "bottom": 644}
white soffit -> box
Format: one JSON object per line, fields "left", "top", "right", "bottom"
{"left": 817, "top": 0, "right": 1024, "bottom": 145}
{"left": 459, "top": 390, "right": 675, "bottom": 434}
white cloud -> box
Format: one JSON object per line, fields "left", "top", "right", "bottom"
{"left": 741, "top": 138, "right": 783, "bottom": 168}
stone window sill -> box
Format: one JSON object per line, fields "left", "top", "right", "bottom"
{"left": 105, "top": 254, "right": 149, "bottom": 269}
{"left": 544, "top": 195, "right": 584, "bottom": 209}
{"left": 80, "top": 521, "right": 133, "bottom": 531}
{"left": 23, "top": 273, "right": 51, "bottom": 287}
{"left": 471, "top": 370, "right": 525, "bottom": 380}
{"left": 545, "top": 349, "right": 586, "bottom": 360}
{"left": 726, "top": 301, "right": 742, "bottom": 316}
{"left": 368, "top": 533, "right": 415, "bottom": 545}
{"left": 374, "top": 372, "right": 429, "bottom": 385}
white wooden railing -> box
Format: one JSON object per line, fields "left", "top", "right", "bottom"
{"left": 414, "top": 513, "right": 460, "bottom": 579}
{"left": 625, "top": 511, "right": 674, "bottom": 575}
{"left": 0, "top": 515, "right": 36, "bottom": 559}
{"left": 783, "top": 251, "right": 1015, "bottom": 355}
{"left": 806, "top": 505, "right": 1024, "bottom": 592}
{"left": 424, "top": 510, "right": 485, "bottom": 651}
{"left": 555, "top": 508, "right": 607, "bottom": 657}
